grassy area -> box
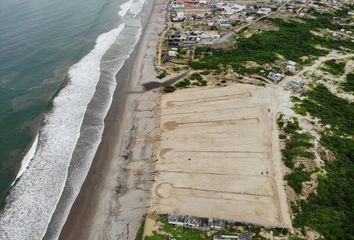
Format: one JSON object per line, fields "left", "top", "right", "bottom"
{"left": 321, "top": 59, "right": 346, "bottom": 76}
{"left": 190, "top": 8, "right": 354, "bottom": 72}
{"left": 342, "top": 72, "right": 354, "bottom": 92}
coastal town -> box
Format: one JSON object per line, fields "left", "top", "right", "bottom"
{"left": 135, "top": 0, "right": 354, "bottom": 239}
{"left": 1, "top": 0, "right": 353, "bottom": 239}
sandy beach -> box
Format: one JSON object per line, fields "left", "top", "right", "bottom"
{"left": 59, "top": 0, "right": 166, "bottom": 239}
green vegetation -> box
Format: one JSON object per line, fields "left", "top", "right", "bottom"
{"left": 281, "top": 129, "right": 315, "bottom": 169}
{"left": 233, "top": 66, "right": 264, "bottom": 76}
{"left": 284, "top": 165, "right": 312, "bottom": 194}
{"left": 163, "top": 85, "right": 176, "bottom": 93}
{"left": 277, "top": 116, "right": 315, "bottom": 193}
{"left": 163, "top": 74, "right": 208, "bottom": 93}
{"left": 178, "top": 48, "right": 187, "bottom": 55}
{"left": 342, "top": 72, "right": 354, "bottom": 92}
{"left": 190, "top": 9, "right": 354, "bottom": 72}
{"left": 189, "top": 72, "right": 203, "bottom": 81}
{"left": 146, "top": 216, "right": 209, "bottom": 240}
{"left": 175, "top": 78, "right": 191, "bottom": 88}
{"left": 293, "top": 135, "right": 354, "bottom": 240}
{"left": 299, "top": 84, "right": 354, "bottom": 135}
{"left": 195, "top": 79, "right": 207, "bottom": 86}
{"left": 290, "top": 82, "right": 354, "bottom": 239}
{"left": 135, "top": 217, "right": 146, "bottom": 240}
{"left": 321, "top": 59, "right": 346, "bottom": 76}
{"left": 143, "top": 215, "right": 303, "bottom": 240}
{"left": 145, "top": 235, "right": 165, "bottom": 240}
{"left": 200, "top": 70, "right": 210, "bottom": 75}
{"left": 157, "top": 70, "right": 167, "bottom": 79}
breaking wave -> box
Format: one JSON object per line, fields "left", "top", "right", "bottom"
{"left": 0, "top": 23, "right": 125, "bottom": 240}
{"left": 14, "top": 134, "right": 39, "bottom": 182}
{"left": 130, "top": 0, "right": 147, "bottom": 17}
{"left": 0, "top": 0, "right": 150, "bottom": 238}
{"left": 119, "top": 0, "right": 134, "bottom": 16}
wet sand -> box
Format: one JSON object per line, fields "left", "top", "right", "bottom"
{"left": 59, "top": 0, "right": 166, "bottom": 239}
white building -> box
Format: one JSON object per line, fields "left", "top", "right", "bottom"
{"left": 257, "top": 8, "right": 272, "bottom": 15}
{"left": 267, "top": 72, "right": 284, "bottom": 83}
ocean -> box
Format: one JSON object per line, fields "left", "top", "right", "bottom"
{"left": 0, "top": 0, "right": 151, "bottom": 238}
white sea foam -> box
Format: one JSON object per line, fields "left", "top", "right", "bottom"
{"left": 129, "top": 0, "right": 146, "bottom": 17}
{"left": 41, "top": 14, "right": 144, "bottom": 239}
{"left": 119, "top": 0, "right": 134, "bottom": 16}
{"left": 0, "top": 24, "right": 125, "bottom": 240}
{"left": 43, "top": 17, "right": 144, "bottom": 239}
{"left": 14, "top": 134, "right": 39, "bottom": 181}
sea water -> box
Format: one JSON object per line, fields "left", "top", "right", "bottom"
{"left": 0, "top": 0, "right": 151, "bottom": 238}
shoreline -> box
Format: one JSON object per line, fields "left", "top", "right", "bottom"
{"left": 58, "top": 0, "right": 166, "bottom": 239}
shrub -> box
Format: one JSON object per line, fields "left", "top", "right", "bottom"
{"left": 300, "top": 84, "right": 354, "bottom": 135}
{"left": 280, "top": 118, "right": 315, "bottom": 169}
{"left": 321, "top": 59, "right": 346, "bottom": 76}
{"left": 157, "top": 70, "right": 167, "bottom": 79}
{"left": 342, "top": 72, "right": 354, "bottom": 92}
{"left": 285, "top": 167, "right": 311, "bottom": 194}
{"left": 175, "top": 79, "right": 191, "bottom": 88}
{"left": 189, "top": 73, "right": 203, "bottom": 81}
{"left": 163, "top": 86, "right": 176, "bottom": 93}
{"left": 200, "top": 70, "right": 210, "bottom": 75}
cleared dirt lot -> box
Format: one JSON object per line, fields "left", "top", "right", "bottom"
{"left": 149, "top": 84, "right": 292, "bottom": 229}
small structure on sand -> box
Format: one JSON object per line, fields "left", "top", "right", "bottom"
{"left": 213, "top": 233, "right": 253, "bottom": 240}
{"left": 168, "top": 214, "right": 226, "bottom": 230}
{"left": 267, "top": 72, "right": 284, "bottom": 83}
{"left": 288, "top": 79, "right": 302, "bottom": 92}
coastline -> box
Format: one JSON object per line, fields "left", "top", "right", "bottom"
{"left": 59, "top": 0, "right": 166, "bottom": 239}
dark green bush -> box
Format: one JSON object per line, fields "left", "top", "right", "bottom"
{"left": 342, "top": 72, "right": 354, "bottom": 92}
{"left": 157, "top": 70, "right": 167, "bottom": 79}
{"left": 285, "top": 167, "right": 311, "bottom": 194}
{"left": 321, "top": 59, "right": 346, "bottom": 76}
{"left": 163, "top": 86, "right": 176, "bottom": 93}
{"left": 189, "top": 73, "right": 203, "bottom": 81}
{"left": 300, "top": 84, "right": 354, "bottom": 135}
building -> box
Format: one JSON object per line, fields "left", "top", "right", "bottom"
{"left": 214, "top": 235, "right": 238, "bottom": 240}
{"left": 288, "top": 79, "right": 302, "bottom": 92}
{"left": 168, "top": 50, "right": 178, "bottom": 57}
{"left": 257, "top": 7, "right": 272, "bottom": 15}
{"left": 208, "top": 218, "right": 225, "bottom": 229}
{"left": 286, "top": 65, "right": 296, "bottom": 73}
{"left": 267, "top": 72, "right": 284, "bottom": 83}
{"left": 213, "top": 233, "right": 252, "bottom": 240}
{"left": 219, "top": 19, "right": 232, "bottom": 28}
{"left": 168, "top": 215, "right": 207, "bottom": 228}
{"left": 173, "top": 0, "right": 185, "bottom": 8}
{"left": 287, "top": 60, "right": 296, "bottom": 66}
{"left": 167, "top": 214, "right": 226, "bottom": 230}
{"left": 286, "top": 60, "right": 297, "bottom": 73}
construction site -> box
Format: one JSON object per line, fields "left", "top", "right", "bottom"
{"left": 149, "top": 84, "right": 292, "bottom": 229}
